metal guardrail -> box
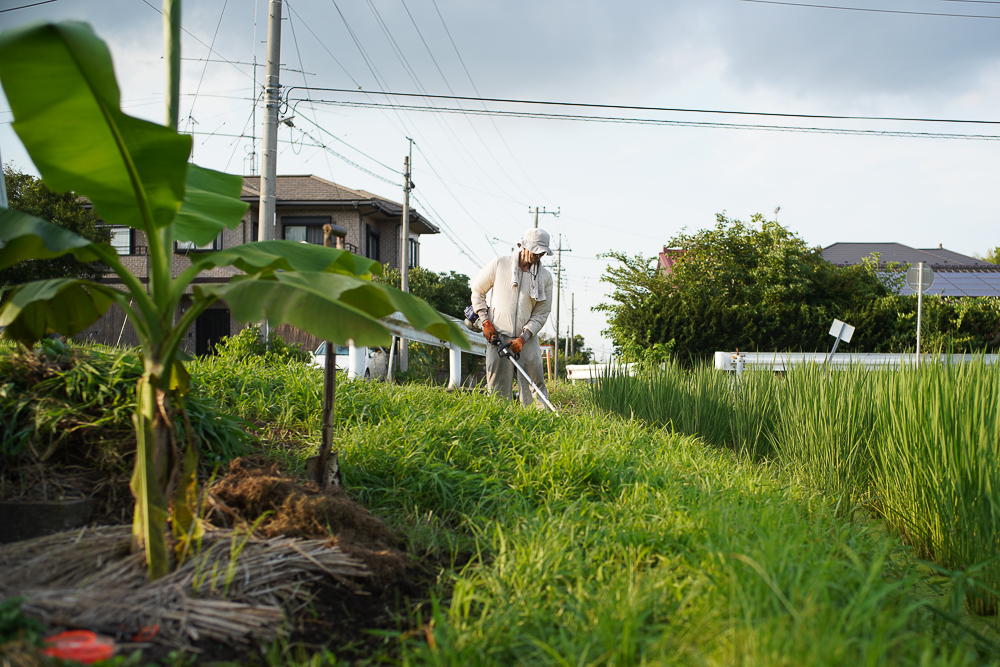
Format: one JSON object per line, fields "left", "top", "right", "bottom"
{"left": 380, "top": 311, "right": 487, "bottom": 357}
{"left": 566, "top": 363, "right": 638, "bottom": 383}
{"left": 714, "top": 351, "right": 1000, "bottom": 372}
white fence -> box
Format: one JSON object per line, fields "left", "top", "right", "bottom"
{"left": 565, "top": 363, "right": 639, "bottom": 383}
{"left": 713, "top": 351, "right": 1000, "bottom": 372}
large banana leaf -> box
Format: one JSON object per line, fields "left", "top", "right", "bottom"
{"left": 198, "top": 272, "right": 470, "bottom": 349}
{"left": 173, "top": 165, "right": 249, "bottom": 245}
{"left": 0, "top": 278, "right": 125, "bottom": 346}
{"left": 0, "top": 209, "right": 119, "bottom": 271}
{"left": 0, "top": 22, "right": 190, "bottom": 231}
{"left": 193, "top": 241, "right": 382, "bottom": 278}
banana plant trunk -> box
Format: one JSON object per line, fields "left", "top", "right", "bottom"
{"left": 132, "top": 364, "right": 176, "bottom": 579}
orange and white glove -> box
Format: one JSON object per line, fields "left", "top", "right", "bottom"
{"left": 509, "top": 336, "right": 525, "bottom": 355}
{"left": 482, "top": 319, "right": 498, "bottom": 343}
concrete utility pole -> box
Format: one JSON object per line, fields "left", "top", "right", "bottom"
{"left": 570, "top": 293, "right": 575, "bottom": 356}
{"left": 531, "top": 206, "right": 560, "bottom": 229}
{"left": 257, "top": 0, "right": 282, "bottom": 346}
{"left": 0, "top": 147, "right": 8, "bottom": 209}
{"left": 399, "top": 140, "right": 414, "bottom": 373}
{"left": 554, "top": 234, "right": 562, "bottom": 378}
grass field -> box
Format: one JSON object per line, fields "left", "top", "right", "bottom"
{"left": 185, "top": 355, "right": 1000, "bottom": 665}
{"left": 590, "top": 360, "right": 1000, "bottom": 621}
{"left": 4, "top": 342, "right": 999, "bottom": 664}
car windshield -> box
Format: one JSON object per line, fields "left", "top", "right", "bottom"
{"left": 315, "top": 342, "right": 351, "bottom": 356}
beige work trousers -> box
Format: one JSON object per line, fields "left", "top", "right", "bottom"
{"left": 485, "top": 334, "right": 552, "bottom": 411}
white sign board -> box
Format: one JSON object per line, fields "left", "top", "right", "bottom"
{"left": 906, "top": 263, "right": 935, "bottom": 293}
{"left": 829, "top": 319, "right": 855, "bottom": 343}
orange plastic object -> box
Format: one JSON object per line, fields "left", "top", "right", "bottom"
{"left": 131, "top": 624, "right": 160, "bottom": 642}
{"left": 42, "top": 629, "right": 115, "bottom": 663}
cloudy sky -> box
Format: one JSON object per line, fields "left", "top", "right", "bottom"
{"left": 2, "top": 0, "right": 999, "bottom": 359}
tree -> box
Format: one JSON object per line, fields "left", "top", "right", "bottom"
{"left": 2, "top": 164, "right": 110, "bottom": 288}
{"left": 597, "top": 213, "right": 895, "bottom": 360}
{"left": 539, "top": 332, "right": 593, "bottom": 377}
{"left": 376, "top": 265, "right": 471, "bottom": 318}
{"left": 975, "top": 247, "right": 1000, "bottom": 265}
{"left": 0, "top": 17, "right": 467, "bottom": 579}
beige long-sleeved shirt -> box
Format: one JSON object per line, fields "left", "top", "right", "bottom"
{"left": 471, "top": 253, "right": 553, "bottom": 339}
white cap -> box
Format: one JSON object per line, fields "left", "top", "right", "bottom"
{"left": 519, "top": 228, "right": 552, "bottom": 256}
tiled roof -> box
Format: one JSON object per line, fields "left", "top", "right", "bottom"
{"left": 242, "top": 175, "right": 439, "bottom": 234}
{"left": 241, "top": 175, "right": 370, "bottom": 201}
{"left": 822, "top": 242, "right": 995, "bottom": 268}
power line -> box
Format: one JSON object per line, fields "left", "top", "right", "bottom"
{"left": 305, "top": 100, "right": 1000, "bottom": 140}
{"left": 0, "top": 0, "right": 57, "bottom": 13}
{"left": 185, "top": 0, "right": 230, "bottom": 136}
{"left": 738, "top": 0, "right": 1000, "bottom": 19}
{"left": 429, "top": 0, "right": 551, "bottom": 203}
{"left": 287, "top": 87, "right": 1000, "bottom": 126}
{"left": 139, "top": 0, "right": 253, "bottom": 82}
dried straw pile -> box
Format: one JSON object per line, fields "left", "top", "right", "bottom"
{"left": 0, "top": 525, "right": 370, "bottom": 648}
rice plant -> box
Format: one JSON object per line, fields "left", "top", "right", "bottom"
{"left": 589, "top": 356, "right": 1000, "bottom": 617}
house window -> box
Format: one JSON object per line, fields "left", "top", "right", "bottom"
{"left": 366, "top": 225, "right": 381, "bottom": 261}
{"left": 176, "top": 233, "right": 223, "bottom": 252}
{"left": 407, "top": 237, "right": 420, "bottom": 268}
{"left": 281, "top": 216, "right": 331, "bottom": 245}
{"left": 109, "top": 226, "right": 132, "bottom": 255}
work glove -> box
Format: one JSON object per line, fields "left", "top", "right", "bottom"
{"left": 509, "top": 336, "right": 525, "bottom": 355}
{"left": 482, "top": 319, "right": 498, "bottom": 343}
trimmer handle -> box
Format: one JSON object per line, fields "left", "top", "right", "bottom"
{"left": 496, "top": 339, "right": 520, "bottom": 361}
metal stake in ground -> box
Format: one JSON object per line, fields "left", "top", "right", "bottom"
{"left": 906, "top": 261, "right": 935, "bottom": 368}
{"left": 824, "top": 318, "right": 855, "bottom": 374}
{"left": 495, "top": 340, "right": 560, "bottom": 416}
{"left": 307, "top": 224, "right": 342, "bottom": 489}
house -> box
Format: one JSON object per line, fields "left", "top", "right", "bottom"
{"left": 657, "top": 247, "right": 685, "bottom": 275}
{"left": 80, "top": 175, "right": 440, "bottom": 353}
{"left": 821, "top": 242, "right": 1000, "bottom": 297}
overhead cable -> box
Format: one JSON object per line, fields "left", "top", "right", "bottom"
{"left": 0, "top": 0, "right": 57, "bottom": 13}
{"left": 286, "top": 87, "right": 1000, "bottom": 125}
{"left": 738, "top": 0, "right": 1000, "bottom": 19}
{"left": 139, "top": 0, "right": 253, "bottom": 81}
{"left": 304, "top": 100, "right": 1000, "bottom": 140}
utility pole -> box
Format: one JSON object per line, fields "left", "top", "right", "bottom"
{"left": 554, "top": 234, "right": 562, "bottom": 378}
{"left": 399, "top": 139, "right": 414, "bottom": 372}
{"left": 256, "top": 0, "right": 282, "bottom": 346}
{"left": 570, "top": 293, "right": 575, "bottom": 356}
{"left": 0, "top": 147, "right": 7, "bottom": 209}
{"left": 530, "top": 206, "right": 560, "bottom": 229}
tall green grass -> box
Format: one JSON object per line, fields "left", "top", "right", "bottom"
{"left": 590, "top": 358, "right": 1000, "bottom": 616}
{"left": 315, "top": 381, "right": 994, "bottom": 664}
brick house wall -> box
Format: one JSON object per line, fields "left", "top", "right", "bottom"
{"left": 75, "top": 175, "right": 438, "bottom": 353}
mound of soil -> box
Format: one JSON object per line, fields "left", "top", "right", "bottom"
{"left": 207, "top": 457, "right": 408, "bottom": 585}
{"left": 1, "top": 456, "right": 438, "bottom": 662}
{"left": 203, "top": 457, "right": 434, "bottom": 660}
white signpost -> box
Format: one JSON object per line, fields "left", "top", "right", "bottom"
{"left": 825, "top": 318, "right": 855, "bottom": 370}
{"left": 905, "top": 262, "right": 935, "bottom": 367}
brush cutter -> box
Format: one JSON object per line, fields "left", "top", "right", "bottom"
{"left": 493, "top": 338, "right": 560, "bottom": 416}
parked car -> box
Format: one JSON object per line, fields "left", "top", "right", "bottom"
{"left": 311, "top": 341, "right": 388, "bottom": 379}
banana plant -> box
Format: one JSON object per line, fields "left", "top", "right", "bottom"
{"left": 0, "top": 20, "right": 468, "bottom": 579}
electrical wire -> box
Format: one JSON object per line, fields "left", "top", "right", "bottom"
{"left": 399, "top": 0, "right": 538, "bottom": 206}
{"left": 294, "top": 113, "right": 402, "bottom": 175}
{"left": 287, "top": 87, "right": 1000, "bottom": 126}
{"left": 139, "top": 0, "right": 253, "bottom": 82}
{"left": 429, "top": 0, "right": 551, "bottom": 203}
{"left": 184, "top": 0, "right": 230, "bottom": 136}
{"left": 0, "top": 0, "right": 57, "bottom": 13}
{"left": 306, "top": 100, "right": 1000, "bottom": 140}
{"left": 738, "top": 0, "right": 1000, "bottom": 19}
